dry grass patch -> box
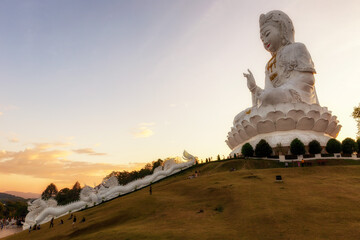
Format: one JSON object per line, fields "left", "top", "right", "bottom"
{"left": 6, "top": 161, "right": 360, "bottom": 240}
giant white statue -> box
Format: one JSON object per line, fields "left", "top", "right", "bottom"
{"left": 226, "top": 10, "right": 341, "bottom": 154}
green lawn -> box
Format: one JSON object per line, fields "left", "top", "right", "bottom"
{"left": 6, "top": 159, "right": 360, "bottom": 240}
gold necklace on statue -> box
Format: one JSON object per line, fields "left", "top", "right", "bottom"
{"left": 267, "top": 53, "right": 278, "bottom": 81}
{"left": 267, "top": 53, "right": 277, "bottom": 72}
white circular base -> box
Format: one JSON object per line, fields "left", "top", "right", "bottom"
{"left": 230, "top": 129, "right": 331, "bottom": 155}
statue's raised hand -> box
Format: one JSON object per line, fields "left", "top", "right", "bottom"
{"left": 243, "top": 69, "right": 257, "bottom": 92}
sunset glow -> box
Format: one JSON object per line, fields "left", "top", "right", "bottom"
{"left": 0, "top": 0, "right": 359, "bottom": 194}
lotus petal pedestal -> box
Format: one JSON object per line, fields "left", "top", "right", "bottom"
{"left": 226, "top": 103, "right": 341, "bottom": 155}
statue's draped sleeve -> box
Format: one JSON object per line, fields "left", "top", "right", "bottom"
{"left": 251, "top": 86, "right": 263, "bottom": 107}
{"left": 279, "top": 42, "right": 316, "bottom": 74}
{"left": 278, "top": 42, "right": 319, "bottom": 105}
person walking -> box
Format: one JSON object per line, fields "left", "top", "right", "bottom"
{"left": 72, "top": 215, "right": 77, "bottom": 228}
{"left": 49, "top": 217, "right": 54, "bottom": 228}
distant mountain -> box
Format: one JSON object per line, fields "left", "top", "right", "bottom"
{"left": 5, "top": 191, "right": 40, "bottom": 199}
{"left": 0, "top": 192, "right": 26, "bottom": 203}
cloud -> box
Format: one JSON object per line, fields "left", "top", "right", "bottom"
{"left": 132, "top": 123, "right": 155, "bottom": 138}
{"left": 32, "top": 142, "right": 72, "bottom": 150}
{"left": 73, "top": 148, "right": 107, "bottom": 156}
{"left": 0, "top": 141, "right": 148, "bottom": 191}
{"left": 132, "top": 128, "right": 154, "bottom": 138}
{"left": 8, "top": 137, "right": 19, "bottom": 143}
{"left": 0, "top": 146, "right": 133, "bottom": 184}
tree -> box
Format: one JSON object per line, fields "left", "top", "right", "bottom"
{"left": 55, "top": 188, "right": 71, "bottom": 205}
{"left": 326, "top": 139, "right": 342, "bottom": 154}
{"left": 308, "top": 140, "right": 322, "bottom": 154}
{"left": 241, "top": 143, "right": 254, "bottom": 157}
{"left": 117, "top": 171, "right": 131, "bottom": 185}
{"left": 290, "top": 138, "right": 305, "bottom": 155}
{"left": 139, "top": 167, "right": 152, "bottom": 178}
{"left": 255, "top": 139, "right": 273, "bottom": 157}
{"left": 109, "top": 159, "right": 166, "bottom": 186}
{"left": 152, "top": 159, "right": 163, "bottom": 172}
{"left": 144, "top": 163, "right": 152, "bottom": 170}
{"left": 71, "top": 181, "right": 81, "bottom": 201}
{"left": 0, "top": 201, "right": 28, "bottom": 218}
{"left": 217, "top": 154, "right": 221, "bottom": 161}
{"left": 72, "top": 181, "right": 81, "bottom": 191}
{"left": 352, "top": 104, "right": 360, "bottom": 138}
{"left": 0, "top": 202, "right": 4, "bottom": 218}
{"left": 41, "top": 183, "right": 58, "bottom": 200}
{"left": 55, "top": 181, "right": 82, "bottom": 205}
{"left": 341, "top": 138, "right": 359, "bottom": 154}
{"left": 15, "top": 201, "right": 28, "bottom": 217}
{"left": 357, "top": 138, "right": 360, "bottom": 153}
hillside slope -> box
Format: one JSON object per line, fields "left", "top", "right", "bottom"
{"left": 6, "top": 159, "right": 360, "bottom": 240}
{"left": 5, "top": 191, "right": 40, "bottom": 199}
{"left": 0, "top": 193, "right": 26, "bottom": 203}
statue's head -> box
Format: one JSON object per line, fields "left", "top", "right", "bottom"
{"left": 259, "top": 10, "right": 295, "bottom": 54}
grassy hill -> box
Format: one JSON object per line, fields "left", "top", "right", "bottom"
{"left": 5, "top": 159, "right": 360, "bottom": 240}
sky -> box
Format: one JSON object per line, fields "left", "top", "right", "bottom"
{"left": 0, "top": 0, "right": 359, "bottom": 194}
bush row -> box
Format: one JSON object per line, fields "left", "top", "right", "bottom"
{"left": 240, "top": 138, "right": 360, "bottom": 157}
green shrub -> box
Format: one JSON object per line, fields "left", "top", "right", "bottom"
{"left": 357, "top": 138, "right": 360, "bottom": 153}
{"left": 241, "top": 143, "right": 254, "bottom": 157}
{"left": 341, "top": 138, "right": 358, "bottom": 154}
{"left": 326, "top": 139, "right": 342, "bottom": 154}
{"left": 214, "top": 205, "right": 224, "bottom": 212}
{"left": 308, "top": 140, "right": 322, "bottom": 154}
{"left": 255, "top": 139, "right": 272, "bottom": 157}
{"left": 290, "top": 138, "right": 305, "bottom": 155}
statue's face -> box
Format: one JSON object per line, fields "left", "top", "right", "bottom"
{"left": 260, "top": 24, "right": 282, "bottom": 53}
